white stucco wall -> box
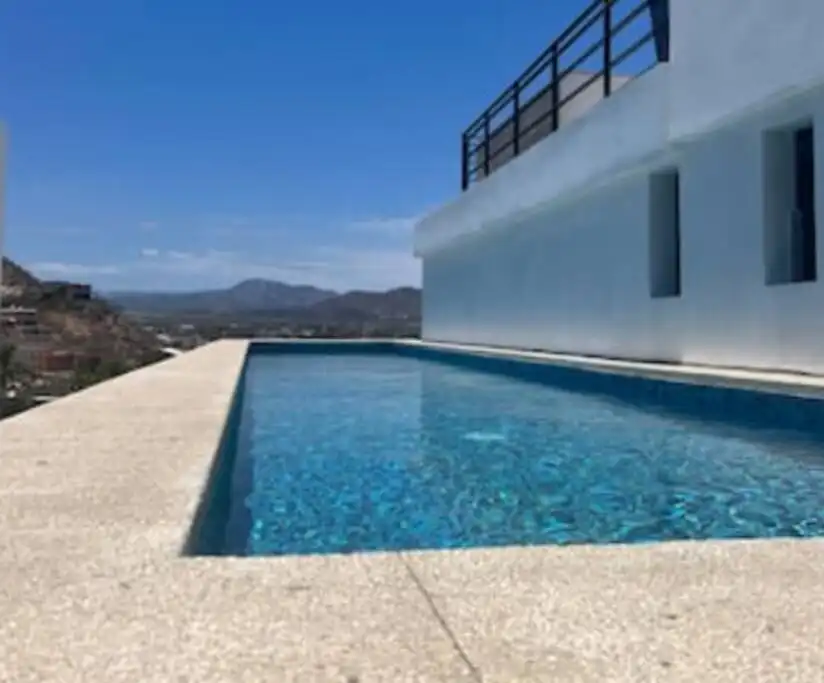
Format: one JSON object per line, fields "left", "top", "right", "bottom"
{"left": 416, "top": 0, "right": 824, "bottom": 374}
{"left": 421, "top": 81, "right": 824, "bottom": 374}
{"left": 668, "top": 0, "right": 824, "bottom": 141}
{"left": 422, "top": 172, "right": 675, "bottom": 361}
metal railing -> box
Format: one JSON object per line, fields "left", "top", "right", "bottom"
{"left": 461, "top": 0, "right": 670, "bottom": 190}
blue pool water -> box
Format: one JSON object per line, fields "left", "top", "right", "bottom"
{"left": 203, "top": 345, "right": 824, "bottom": 556}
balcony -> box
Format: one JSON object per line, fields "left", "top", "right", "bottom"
{"left": 462, "top": 0, "right": 670, "bottom": 189}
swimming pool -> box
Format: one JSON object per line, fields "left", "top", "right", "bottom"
{"left": 188, "top": 342, "right": 824, "bottom": 556}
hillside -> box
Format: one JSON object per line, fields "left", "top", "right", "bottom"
{"left": 108, "top": 280, "right": 421, "bottom": 321}
{"left": 1, "top": 256, "right": 165, "bottom": 372}
{"left": 34, "top": 298, "right": 165, "bottom": 367}
{"left": 1, "top": 257, "right": 43, "bottom": 297}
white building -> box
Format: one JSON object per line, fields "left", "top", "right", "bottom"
{"left": 0, "top": 123, "right": 6, "bottom": 311}
{"left": 414, "top": 0, "right": 824, "bottom": 375}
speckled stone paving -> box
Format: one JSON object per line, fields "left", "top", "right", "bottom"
{"left": 1, "top": 339, "right": 823, "bottom": 682}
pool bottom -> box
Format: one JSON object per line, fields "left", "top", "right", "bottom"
{"left": 187, "top": 342, "right": 824, "bottom": 557}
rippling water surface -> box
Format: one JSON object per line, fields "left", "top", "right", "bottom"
{"left": 223, "top": 351, "right": 824, "bottom": 555}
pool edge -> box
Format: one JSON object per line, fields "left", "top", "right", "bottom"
{"left": 180, "top": 345, "right": 252, "bottom": 556}
{"left": 200, "top": 338, "right": 824, "bottom": 556}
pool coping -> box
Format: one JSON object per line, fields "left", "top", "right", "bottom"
{"left": 2, "top": 338, "right": 824, "bottom": 681}
{"left": 394, "top": 339, "right": 824, "bottom": 399}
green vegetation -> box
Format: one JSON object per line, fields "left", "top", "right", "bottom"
{"left": 0, "top": 342, "right": 33, "bottom": 420}
{"left": 0, "top": 341, "right": 16, "bottom": 391}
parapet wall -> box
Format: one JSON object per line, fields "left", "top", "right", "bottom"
{"left": 475, "top": 72, "right": 631, "bottom": 179}
{"left": 415, "top": 64, "right": 670, "bottom": 257}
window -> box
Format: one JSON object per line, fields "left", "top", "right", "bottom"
{"left": 764, "top": 122, "right": 817, "bottom": 284}
{"left": 649, "top": 168, "right": 681, "bottom": 298}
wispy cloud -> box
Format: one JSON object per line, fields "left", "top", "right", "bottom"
{"left": 27, "top": 213, "right": 422, "bottom": 291}
{"left": 30, "top": 261, "right": 124, "bottom": 277}
{"left": 138, "top": 220, "right": 158, "bottom": 230}
{"left": 347, "top": 215, "right": 421, "bottom": 234}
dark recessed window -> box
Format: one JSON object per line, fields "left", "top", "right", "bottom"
{"left": 764, "top": 122, "right": 817, "bottom": 285}
{"left": 649, "top": 168, "right": 681, "bottom": 298}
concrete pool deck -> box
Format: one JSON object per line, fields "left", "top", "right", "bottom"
{"left": 1, "top": 339, "right": 823, "bottom": 682}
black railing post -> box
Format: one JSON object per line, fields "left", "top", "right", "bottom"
{"left": 550, "top": 44, "right": 560, "bottom": 132}
{"left": 512, "top": 84, "right": 521, "bottom": 157}
{"left": 461, "top": 133, "right": 469, "bottom": 190}
{"left": 649, "top": 0, "right": 670, "bottom": 62}
{"left": 482, "top": 115, "right": 491, "bottom": 178}
{"left": 603, "top": 0, "right": 612, "bottom": 97}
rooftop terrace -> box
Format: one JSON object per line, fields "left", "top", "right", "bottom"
{"left": 461, "top": 0, "right": 670, "bottom": 189}
{"left": 2, "top": 339, "right": 824, "bottom": 681}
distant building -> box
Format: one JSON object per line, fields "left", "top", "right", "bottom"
{"left": 41, "top": 281, "right": 93, "bottom": 302}
{"left": 12, "top": 340, "right": 54, "bottom": 369}
{"left": 37, "top": 349, "right": 77, "bottom": 374}
{"left": 0, "top": 307, "right": 39, "bottom": 330}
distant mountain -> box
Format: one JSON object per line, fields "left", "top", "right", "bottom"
{"left": 308, "top": 287, "right": 421, "bottom": 321}
{"left": 107, "top": 279, "right": 421, "bottom": 321}
{"left": 107, "top": 278, "right": 338, "bottom": 314}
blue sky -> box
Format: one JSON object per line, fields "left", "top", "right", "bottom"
{"left": 0, "top": 0, "right": 640, "bottom": 292}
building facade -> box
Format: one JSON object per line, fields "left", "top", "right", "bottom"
{"left": 0, "top": 124, "right": 6, "bottom": 311}
{"left": 415, "top": 0, "right": 824, "bottom": 375}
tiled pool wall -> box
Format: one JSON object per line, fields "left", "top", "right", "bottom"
{"left": 397, "top": 345, "right": 824, "bottom": 437}
{"left": 181, "top": 352, "right": 252, "bottom": 556}
{"left": 184, "top": 340, "right": 824, "bottom": 556}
